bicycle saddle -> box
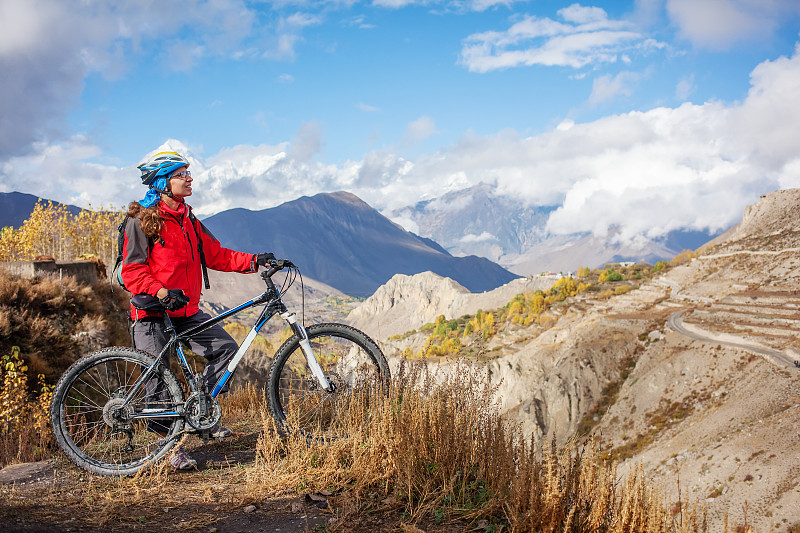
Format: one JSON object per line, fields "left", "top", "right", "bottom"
{"left": 130, "top": 293, "right": 165, "bottom": 312}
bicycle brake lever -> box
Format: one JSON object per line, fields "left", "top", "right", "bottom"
{"left": 276, "top": 259, "right": 295, "bottom": 268}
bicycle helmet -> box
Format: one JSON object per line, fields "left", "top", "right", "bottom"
{"left": 137, "top": 151, "right": 189, "bottom": 186}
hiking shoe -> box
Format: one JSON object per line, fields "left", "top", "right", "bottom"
{"left": 210, "top": 423, "right": 232, "bottom": 439}
{"left": 169, "top": 446, "right": 197, "bottom": 471}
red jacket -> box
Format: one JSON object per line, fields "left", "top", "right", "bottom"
{"left": 121, "top": 200, "right": 257, "bottom": 320}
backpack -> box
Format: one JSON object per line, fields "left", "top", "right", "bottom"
{"left": 112, "top": 207, "right": 210, "bottom": 292}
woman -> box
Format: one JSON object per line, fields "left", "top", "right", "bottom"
{"left": 121, "top": 150, "right": 272, "bottom": 470}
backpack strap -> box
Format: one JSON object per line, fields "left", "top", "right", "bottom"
{"left": 111, "top": 217, "right": 129, "bottom": 291}
{"left": 113, "top": 215, "right": 157, "bottom": 292}
{"left": 187, "top": 206, "right": 210, "bottom": 290}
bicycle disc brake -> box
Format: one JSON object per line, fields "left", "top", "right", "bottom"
{"left": 325, "top": 372, "right": 344, "bottom": 393}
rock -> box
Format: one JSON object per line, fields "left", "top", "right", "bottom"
{"left": 347, "top": 272, "right": 470, "bottom": 341}
{"left": 347, "top": 272, "right": 552, "bottom": 340}
{"left": 0, "top": 461, "right": 52, "bottom": 485}
{"left": 305, "top": 493, "right": 328, "bottom": 509}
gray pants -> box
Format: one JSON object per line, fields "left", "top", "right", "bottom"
{"left": 132, "top": 311, "right": 238, "bottom": 396}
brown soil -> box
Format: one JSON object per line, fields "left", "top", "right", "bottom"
{"left": 0, "top": 429, "right": 470, "bottom": 533}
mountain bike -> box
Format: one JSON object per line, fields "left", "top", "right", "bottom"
{"left": 50, "top": 260, "right": 390, "bottom": 476}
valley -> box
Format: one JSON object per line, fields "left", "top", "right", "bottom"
{"left": 339, "top": 188, "right": 800, "bottom": 531}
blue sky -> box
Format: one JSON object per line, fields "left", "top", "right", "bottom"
{"left": 1, "top": 0, "right": 800, "bottom": 244}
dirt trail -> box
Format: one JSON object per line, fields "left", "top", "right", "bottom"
{"left": 0, "top": 431, "right": 333, "bottom": 533}
{"left": 0, "top": 430, "right": 463, "bottom": 533}
{"left": 668, "top": 309, "right": 798, "bottom": 368}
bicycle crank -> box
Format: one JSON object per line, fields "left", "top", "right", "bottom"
{"left": 184, "top": 392, "right": 222, "bottom": 434}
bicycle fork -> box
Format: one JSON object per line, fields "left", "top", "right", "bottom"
{"left": 282, "top": 312, "right": 333, "bottom": 392}
{"left": 210, "top": 310, "right": 333, "bottom": 396}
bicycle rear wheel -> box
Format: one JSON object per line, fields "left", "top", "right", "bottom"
{"left": 267, "top": 323, "right": 390, "bottom": 438}
{"left": 50, "top": 347, "right": 185, "bottom": 476}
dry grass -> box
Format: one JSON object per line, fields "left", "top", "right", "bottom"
{"left": 242, "top": 360, "right": 707, "bottom": 532}
{"left": 219, "top": 381, "right": 265, "bottom": 426}
{"left": 0, "top": 269, "right": 129, "bottom": 468}
{"left": 0, "top": 268, "right": 130, "bottom": 383}
{"left": 1, "top": 372, "right": 759, "bottom": 532}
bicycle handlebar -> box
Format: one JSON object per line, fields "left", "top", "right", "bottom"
{"left": 260, "top": 259, "right": 296, "bottom": 282}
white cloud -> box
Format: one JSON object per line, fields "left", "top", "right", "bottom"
{"left": 386, "top": 210, "right": 420, "bottom": 234}
{"left": 556, "top": 119, "right": 575, "bottom": 131}
{"left": 4, "top": 42, "right": 800, "bottom": 249}
{"left": 284, "top": 12, "right": 323, "bottom": 28}
{"left": 558, "top": 4, "right": 609, "bottom": 25}
{"left": 460, "top": 231, "right": 497, "bottom": 243}
{"left": 357, "top": 102, "right": 380, "bottom": 112}
{"left": 166, "top": 41, "right": 207, "bottom": 72}
{"left": 589, "top": 71, "right": 641, "bottom": 104}
{"left": 0, "top": 0, "right": 306, "bottom": 159}
{"left": 403, "top": 116, "right": 437, "bottom": 144}
{"left": 459, "top": 7, "right": 653, "bottom": 72}
{"left": 542, "top": 41, "right": 800, "bottom": 240}
{"left": 371, "top": 0, "right": 525, "bottom": 10}
{"left": 425, "top": 194, "right": 472, "bottom": 212}
{"left": 288, "top": 121, "right": 324, "bottom": 162}
{"left": 262, "top": 12, "right": 324, "bottom": 61}
{"left": 465, "top": 0, "right": 528, "bottom": 11}
{"left": 0, "top": 135, "right": 139, "bottom": 209}
{"left": 667, "top": 0, "right": 800, "bottom": 50}
{"left": 371, "top": 0, "right": 422, "bottom": 7}
{"left": 675, "top": 74, "right": 695, "bottom": 101}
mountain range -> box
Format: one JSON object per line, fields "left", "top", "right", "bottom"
{"left": 0, "top": 191, "right": 81, "bottom": 229}
{"left": 201, "top": 191, "right": 519, "bottom": 296}
{"left": 1, "top": 185, "right": 720, "bottom": 295}
{"left": 390, "top": 183, "right": 722, "bottom": 275}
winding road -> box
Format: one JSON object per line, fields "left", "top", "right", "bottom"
{"left": 667, "top": 309, "right": 798, "bottom": 369}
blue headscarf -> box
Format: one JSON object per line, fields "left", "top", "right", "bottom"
{"left": 139, "top": 177, "right": 168, "bottom": 208}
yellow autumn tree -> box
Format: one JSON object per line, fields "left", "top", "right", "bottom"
{"left": 0, "top": 200, "right": 123, "bottom": 268}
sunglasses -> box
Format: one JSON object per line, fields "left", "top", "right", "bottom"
{"left": 171, "top": 169, "right": 192, "bottom": 180}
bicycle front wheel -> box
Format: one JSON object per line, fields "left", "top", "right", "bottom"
{"left": 268, "top": 323, "right": 390, "bottom": 438}
{"left": 50, "top": 347, "right": 185, "bottom": 476}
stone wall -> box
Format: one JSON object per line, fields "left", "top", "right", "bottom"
{"left": 0, "top": 260, "right": 99, "bottom": 286}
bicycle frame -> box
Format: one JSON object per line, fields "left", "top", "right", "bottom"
{"left": 121, "top": 268, "right": 332, "bottom": 423}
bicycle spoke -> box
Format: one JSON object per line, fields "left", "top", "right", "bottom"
{"left": 270, "top": 324, "right": 389, "bottom": 438}
{"left": 53, "top": 350, "right": 184, "bottom": 475}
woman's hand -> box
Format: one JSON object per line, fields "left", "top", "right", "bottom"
{"left": 158, "top": 288, "right": 190, "bottom": 311}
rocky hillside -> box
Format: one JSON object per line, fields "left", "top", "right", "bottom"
{"left": 347, "top": 271, "right": 556, "bottom": 341}
{"left": 0, "top": 269, "right": 131, "bottom": 383}
{"left": 349, "top": 188, "right": 800, "bottom": 531}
